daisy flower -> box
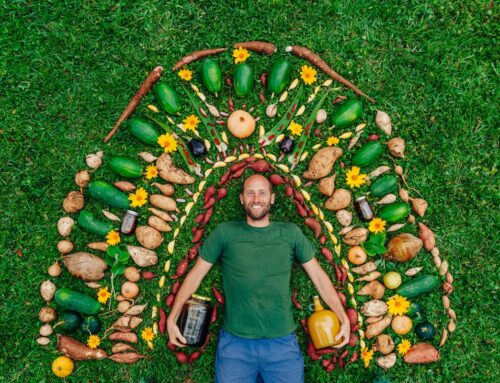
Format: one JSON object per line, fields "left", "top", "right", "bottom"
{"left": 87, "top": 335, "right": 101, "bottom": 349}
{"left": 300, "top": 65, "right": 317, "bottom": 85}
{"left": 360, "top": 347, "right": 374, "bottom": 368}
{"left": 397, "top": 339, "right": 412, "bottom": 355}
{"left": 178, "top": 68, "right": 192, "bottom": 81}
{"left": 327, "top": 136, "right": 339, "bottom": 146}
{"left": 387, "top": 294, "right": 411, "bottom": 316}
{"left": 141, "top": 327, "right": 155, "bottom": 342}
{"left": 183, "top": 114, "right": 200, "bottom": 131}
{"left": 106, "top": 230, "right": 120, "bottom": 245}
{"left": 157, "top": 133, "right": 178, "bottom": 153}
{"left": 368, "top": 217, "right": 386, "bottom": 233}
{"left": 289, "top": 121, "right": 303, "bottom": 136}
{"left": 233, "top": 47, "right": 250, "bottom": 64}
{"left": 129, "top": 187, "right": 148, "bottom": 208}
{"left": 145, "top": 165, "right": 158, "bottom": 180}
{"left": 345, "top": 166, "right": 367, "bottom": 189}
{"left": 97, "top": 286, "right": 111, "bottom": 304}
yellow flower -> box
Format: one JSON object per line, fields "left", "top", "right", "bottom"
{"left": 106, "top": 230, "right": 120, "bottom": 245}
{"left": 183, "top": 114, "right": 200, "bottom": 131}
{"left": 387, "top": 294, "right": 411, "bottom": 316}
{"left": 141, "top": 327, "right": 155, "bottom": 342}
{"left": 368, "top": 217, "right": 386, "bottom": 233}
{"left": 360, "top": 347, "right": 374, "bottom": 368}
{"left": 157, "top": 133, "right": 178, "bottom": 153}
{"left": 129, "top": 187, "right": 148, "bottom": 208}
{"left": 327, "top": 136, "right": 339, "bottom": 146}
{"left": 345, "top": 166, "right": 367, "bottom": 189}
{"left": 178, "top": 68, "right": 192, "bottom": 81}
{"left": 397, "top": 339, "right": 412, "bottom": 356}
{"left": 300, "top": 65, "right": 317, "bottom": 85}
{"left": 233, "top": 47, "right": 250, "bottom": 64}
{"left": 145, "top": 165, "right": 158, "bottom": 180}
{"left": 87, "top": 335, "right": 101, "bottom": 349}
{"left": 97, "top": 286, "right": 111, "bottom": 304}
{"left": 289, "top": 121, "right": 303, "bottom": 136}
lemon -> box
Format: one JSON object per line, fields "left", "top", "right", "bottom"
{"left": 383, "top": 271, "right": 402, "bottom": 289}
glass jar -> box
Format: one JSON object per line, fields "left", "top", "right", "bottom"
{"left": 120, "top": 210, "right": 139, "bottom": 235}
{"left": 179, "top": 294, "right": 213, "bottom": 347}
{"left": 354, "top": 196, "right": 374, "bottom": 222}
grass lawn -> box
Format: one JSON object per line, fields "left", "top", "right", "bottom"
{"left": 0, "top": 1, "right": 498, "bottom": 382}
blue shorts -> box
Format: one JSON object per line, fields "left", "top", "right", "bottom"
{"left": 215, "top": 329, "right": 304, "bottom": 383}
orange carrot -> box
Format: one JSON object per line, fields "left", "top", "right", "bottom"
{"left": 285, "top": 45, "right": 375, "bottom": 104}
{"left": 104, "top": 66, "right": 163, "bottom": 143}
{"left": 172, "top": 48, "right": 227, "bottom": 71}
{"left": 234, "top": 41, "right": 276, "bottom": 55}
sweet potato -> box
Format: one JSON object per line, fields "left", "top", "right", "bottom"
{"left": 351, "top": 261, "right": 377, "bottom": 275}
{"left": 111, "top": 343, "right": 137, "bottom": 353}
{"left": 234, "top": 41, "right": 276, "bottom": 55}
{"left": 148, "top": 208, "right": 173, "bottom": 222}
{"left": 418, "top": 222, "right": 435, "bottom": 251}
{"left": 63, "top": 252, "right": 107, "bottom": 282}
{"left": 109, "top": 332, "right": 138, "bottom": 343}
{"left": 365, "top": 315, "right": 392, "bottom": 339}
{"left": 57, "top": 334, "right": 107, "bottom": 360}
{"left": 361, "top": 300, "right": 388, "bottom": 317}
{"left": 127, "top": 245, "right": 158, "bottom": 267}
{"left": 342, "top": 227, "right": 368, "bottom": 246}
{"left": 148, "top": 216, "right": 172, "bottom": 232}
{"left": 357, "top": 280, "right": 385, "bottom": 299}
{"left": 325, "top": 189, "right": 351, "bottom": 211}
{"left": 248, "top": 159, "right": 270, "bottom": 172}
{"left": 355, "top": 271, "right": 382, "bottom": 282}
{"left": 114, "top": 180, "right": 136, "bottom": 192}
{"left": 152, "top": 182, "right": 175, "bottom": 196}
{"left": 156, "top": 154, "right": 195, "bottom": 184}
{"left": 108, "top": 352, "right": 147, "bottom": 364}
{"left": 303, "top": 147, "right": 342, "bottom": 180}
{"left": 318, "top": 174, "right": 336, "bottom": 196}
{"left": 403, "top": 343, "right": 440, "bottom": 364}
{"left": 304, "top": 217, "right": 321, "bottom": 238}
{"left": 150, "top": 194, "right": 179, "bottom": 212}
{"left": 172, "top": 48, "right": 227, "bottom": 71}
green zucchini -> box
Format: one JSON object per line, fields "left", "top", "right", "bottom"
{"left": 57, "top": 311, "right": 82, "bottom": 333}
{"left": 268, "top": 59, "right": 292, "bottom": 94}
{"left": 129, "top": 118, "right": 160, "bottom": 146}
{"left": 154, "top": 82, "right": 182, "bottom": 114}
{"left": 77, "top": 210, "right": 113, "bottom": 236}
{"left": 55, "top": 288, "right": 101, "bottom": 315}
{"left": 233, "top": 63, "right": 254, "bottom": 97}
{"left": 352, "top": 141, "right": 383, "bottom": 167}
{"left": 201, "top": 59, "right": 222, "bottom": 94}
{"left": 397, "top": 274, "right": 439, "bottom": 298}
{"left": 378, "top": 202, "right": 410, "bottom": 223}
{"left": 370, "top": 175, "right": 398, "bottom": 197}
{"left": 332, "top": 100, "right": 363, "bottom": 128}
{"left": 109, "top": 156, "right": 143, "bottom": 178}
{"left": 88, "top": 181, "right": 130, "bottom": 209}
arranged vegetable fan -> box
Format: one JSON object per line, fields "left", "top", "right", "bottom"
{"left": 39, "top": 41, "right": 455, "bottom": 381}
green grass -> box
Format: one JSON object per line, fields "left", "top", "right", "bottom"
{"left": 1, "top": 0, "right": 498, "bottom": 382}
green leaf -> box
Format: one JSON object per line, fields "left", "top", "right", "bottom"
{"left": 117, "top": 249, "right": 130, "bottom": 263}
{"left": 364, "top": 241, "right": 378, "bottom": 256}
{"left": 107, "top": 245, "right": 121, "bottom": 257}
{"left": 111, "top": 263, "right": 125, "bottom": 275}
{"left": 104, "top": 254, "right": 115, "bottom": 266}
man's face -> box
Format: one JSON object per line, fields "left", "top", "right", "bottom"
{"left": 239, "top": 175, "right": 275, "bottom": 221}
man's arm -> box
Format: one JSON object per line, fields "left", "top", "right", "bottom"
{"left": 302, "top": 258, "right": 350, "bottom": 348}
{"left": 167, "top": 257, "right": 214, "bottom": 347}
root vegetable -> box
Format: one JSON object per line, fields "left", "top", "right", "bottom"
{"left": 159, "top": 308, "right": 167, "bottom": 334}
{"left": 366, "top": 315, "right": 392, "bottom": 339}
{"left": 316, "top": 109, "right": 327, "bottom": 124}
{"left": 111, "top": 343, "right": 137, "bottom": 353}
{"left": 325, "top": 188, "right": 352, "bottom": 211}
{"left": 104, "top": 66, "right": 163, "bottom": 142}
{"left": 139, "top": 151, "right": 157, "bottom": 162}
{"left": 384, "top": 234, "right": 422, "bottom": 263}
{"left": 85, "top": 152, "right": 103, "bottom": 169}
{"left": 172, "top": 48, "right": 227, "bottom": 71}
{"left": 152, "top": 182, "right": 175, "bottom": 196}
{"left": 39, "top": 307, "right": 57, "bottom": 323}
{"left": 439, "top": 329, "right": 449, "bottom": 347}
{"left": 376, "top": 353, "right": 396, "bottom": 370}
{"left": 48, "top": 261, "right": 62, "bottom": 277}
{"left": 346, "top": 308, "right": 358, "bottom": 326}
{"left": 57, "top": 334, "right": 107, "bottom": 360}
{"left": 102, "top": 210, "right": 121, "bottom": 222}
{"left": 338, "top": 226, "right": 353, "bottom": 235}
{"left": 318, "top": 174, "right": 336, "bottom": 196}
{"left": 303, "top": 147, "right": 342, "bottom": 180}
{"left": 343, "top": 227, "right": 368, "bottom": 246}
{"left": 399, "top": 188, "right": 410, "bottom": 202}
{"left": 125, "top": 304, "right": 147, "bottom": 316}
{"left": 40, "top": 280, "right": 56, "bottom": 302}
{"left": 403, "top": 343, "right": 440, "bottom": 364}
{"left": 410, "top": 198, "right": 428, "bottom": 217}
{"left": 234, "top": 41, "right": 276, "bottom": 55}
{"left": 62, "top": 191, "right": 84, "bottom": 213}
{"left": 321, "top": 247, "right": 334, "bottom": 264}
{"left": 351, "top": 261, "right": 377, "bottom": 275}
{"left": 374, "top": 334, "right": 394, "bottom": 355}
{"left": 357, "top": 280, "right": 385, "bottom": 299}
{"left": 405, "top": 266, "right": 423, "bottom": 276}
{"left": 375, "top": 111, "right": 392, "bottom": 135}
{"left": 57, "top": 217, "right": 75, "bottom": 237}
{"left": 118, "top": 301, "right": 131, "bottom": 313}
{"left": 387, "top": 223, "right": 406, "bottom": 232}
{"left": 148, "top": 208, "right": 173, "bottom": 222}
{"left": 366, "top": 316, "right": 383, "bottom": 324}
{"left": 361, "top": 300, "right": 388, "bottom": 317}
{"left": 356, "top": 271, "right": 382, "bottom": 282}
{"left": 266, "top": 104, "right": 277, "bottom": 118}
{"left": 418, "top": 222, "right": 435, "bottom": 251}
{"left": 63, "top": 252, "right": 107, "bottom": 282}
{"left": 408, "top": 214, "right": 416, "bottom": 224}
{"left": 75, "top": 170, "right": 90, "bottom": 188}
{"left": 269, "top": 174, "right": 285, "bottom": 185}
{"left": 127, "top": 246, "right": 158, "bottom": 267}
{"left": 135, "top": 226, "right": 163, "bottom": 249}
{"left": 347, "top": 246, "right": 367, "bottom": 265}
{"left": 376, "top": 194, "right": 397, "bottom": 205}
{"left": 248, "top": 159, "right": 270, "bottom": 172}
{"left": 336, "top": 210, "right": 352, "bottom": 227}
{"left": 121, "top": 282, "right": 139, "bottom": 299}
{"left": 114, "top": 181, "right": 136, "bottom": 192}
{"left": 108, "top": 352, "right": 146, "bottom": 363}
{"left": 156, "top": 154, "right": 195, "bottom": 184}
{"left": 129, "top": 316, "right": 143, "bottom": 330}
{"left": 150, "top": 194, "right": 179, "bottom": 212}
{"left": 368, "top": 165, "right": 391, "bottom": 180}
{"left": 387, "top": 137, "right": 405, "bottom": 158}
{"left": 124, "top": 267, "right": 141, "bottom": 282}
{"left": 37, "top": 337, "right": 51, "bottom": 346}
{"left": 286, "top": 45, "right": 375, "bottom": 103}
{"left": 57, "top": 240, "right": 74, "bottom": 255}
{"left": 305, "top": 218, "right": 321, "bottom": 238}
{"left": 148, "top": 216, "right": 172, "bottom": 232}
{"left": 111, "top": 316, "right": 132, "bottom": 332}
{"left": 40, "top": 324, "right": 53, "bottom": 336}
{"left": 87, "top": 242, "right": 108, "bottom": 252}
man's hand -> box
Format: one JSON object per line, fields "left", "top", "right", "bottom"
{"left": 167, "top": 319, "right": 187, "bottom": 348}
{"left": 333, "top": 316, "right": 350, "bottom": 348}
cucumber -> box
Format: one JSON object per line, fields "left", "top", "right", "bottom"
{"left": 89, "top": 181, "right": 130, "bottom": 209}
{"left": 77, "top": 210, "right": 113, "bottom": 236}
{"left": 396, "top": 274, "right": 439, "bottom": 298}
{"left": 129, "top": 118, "right": 160, "bottom": 146}
{"left": 201, "top": 59, "right": 222, "bottom": 94}
{"left": 154, "top": 82, "right": 182, "bottom": 114}
{"left": 332, "top": 100, "right": 363, "bottom": 128}
{"left": 57, "top": 311, "right": 82, "bottom": 333}
{"left": 233, "top": 63, "right": 254, "bottom": 97}
{"left": 55, "top": 288, "right": 101, "bottom": 315}
{"left": 370, "top": 175, "right": 398, "bottom": 197}
{"left": 378, "top": 202, "right": 410, "bottom": 223}
{"left": 352, "top": 141, "right": 383, "bottom": 167}
{"left": 109, "top": 156, "right": 143, "bottom": 178}
{"left": 268, "top": 59, "right": 292, "bottom": 94}
{"left": 81, "top": 315, "right": 102, "bottom": 335}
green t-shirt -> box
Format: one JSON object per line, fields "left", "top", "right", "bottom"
{"left": 199, "top": 221, "right": 315, "bottom": 339}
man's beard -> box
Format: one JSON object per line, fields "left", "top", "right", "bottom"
{"left": 243, "top": 202, "right": 271, "bottom": 221}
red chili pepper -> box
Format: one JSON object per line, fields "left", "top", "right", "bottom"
{"left": 194, "top": 213, "right": 205, "bottom": 224}
{"left": 192, "top": 228, "right": 205, "bottom": 243}
{"left": 210, "top": 304, "right": 218, "bottom": 324}
{"left": 172, "top": 280, "right": 180, "bottom": 294}
{"left": 188, "top": 350, "right": 201, "bottom": 364}
{"left": 291, "top": 289, "right": 302, "bottom": 309}
{"left": 259, "top": 90, "right": 266, "bottom": 104}
{"left": 294, "top": 200, "right": 308, "bottom": 217}
{"left": 285, "top": 186, "right": 293, "bottom": 198}
{"left": 321, "top": 247, "right": 334, "bottom": 264}
{"left": 188, "top": 242, "right": 202, "bottom": 261}
{"left": 212, "top": 285, "right": 225, "bottom": 305}
{"left": 175, "top": 257, "right": 189, "bottom": 277}
{"left": 142, "top": 271, "right": 156, "bottom": 280}
{"left": 204, "top": 186, "right": 216, "bottom": 204}
{"left": 159, "top": 307, "right": 167, "bottom": 334}
{"left": 230, "top": 161, "right": 246, "bottom": 172}
{"left": 216, "top": 187, "right": 227, "bottom": 200}
{"left": 175, "top": 351, "right": 189, "bottom": 364}
{"left": 201, "top": 197, "right": 216, "bottom": 210}
{"left": 165, "top": 293, "right": 175, "bottom": 308}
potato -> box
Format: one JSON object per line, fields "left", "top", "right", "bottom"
{"left": 376, "top": 353, "right": 396, "bottom": 370}
{"left": 124, "top": 266, "right": 140, "bottom": 282}
{"left": 121, "top": 282, "right": 139, "bottom": 299}
{"left": 325, "top": 189, "right": 352, "bottom": 211}
{"left": 57, "top": 217, "right": 75, "bottom": 237}
{"left": 150, "top": 194, "right": 179, "bottom": 212}
{"left": 387, "top": 137, "right": 405, "bottom": 158}
{"left": 374, "top": 335, "right": 394, "bottom": 354}
{"left": 118, "top": 301, "right": 132, "bottom": 313}
{"left": 336, "top": 210, "right": 352, "bottom": 227}
{"left": 156, "top": 154, "right": 195, "bottom": 184}
{"left": 63, "top": 252, "right": 107, "bottom": 282}
{"left": 75, "top": 170, "right": 90, "bottom": 188}
{"left": 318, "top": 174, "right": 336, "bottom": 196}
{"left": 40, "top": 280, "right": 56, "bottom": 302}
{"left": 343, "top": 227, "right": 368, "bottom": 246}
{"left": 303, "top": 147, "right": 342, "bottom": 180}
{"left": 127, "top": 246, "right": 158, "bottom": 267}
{"left": 36, "top": 337, "right": 51, "bottom": 346}
{"left": 57, "top": 240, "right": 74, "bottom": 255}
{"left": 135, "top": 226, "right": 163, "bottom": 249}
{"left": 39, "top": 307, "right": 57, "bottom": 323}
{"left": 148, "top": 216, "right": 172, "bottom": 232}
{"left": 62, "top": 191, "right": 84, "bottom": 213}
{"left": 48, "top": 261, "right": 62, "bottom": 277}
{"left": 57, "top": 334, "right": 107, "bottom": 360}
{"left": 39, "top": 324, "right": 53, "bottom": 336}
{"left": 361, "top": 300, "right": 388, "bottom": 317}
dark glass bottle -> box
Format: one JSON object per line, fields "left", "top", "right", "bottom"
{"left": 179, "top": 295, "right": 213, "bottom": 347}
{"left": 120, "top": 210, "right": 139, "bottom": 235}
{"left": 354, "top": 196, "right": 374, "bottom": 222}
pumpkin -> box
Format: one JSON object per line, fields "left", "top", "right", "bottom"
{"left": 52, "top": 355, "right": 74, "bottom": 378}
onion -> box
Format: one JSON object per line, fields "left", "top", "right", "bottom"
{"left": 384, "top": 233, "right": 422, "bottom": 262}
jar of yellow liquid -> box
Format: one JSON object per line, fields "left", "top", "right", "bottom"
{"left": 307, "top": 296, "right": 341, "bottom": 349}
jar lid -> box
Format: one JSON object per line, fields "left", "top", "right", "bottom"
{"left": 126, "top": 210, "right": 139, "bottom": 216}
{"left": 192, "top": 294, "right": 211, "bottom": 302}
{"left": 355, "top": 196, "right": 367, "bottom": 202}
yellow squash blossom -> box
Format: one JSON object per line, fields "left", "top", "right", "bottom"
{"left": 289, "top": 121, "right": 303, "bottom": 136}
{"left": 183, "top": 114, "right": 201, "bottom": 131}
{"left": 387, "top": 294, "right": 411, "bottom": 316}
{"left": 178, "top": 68, "right": 192, "bottom": 81}
{"left": 106, "top": 230, "right": 120, "bottom": 245}
{"left": 141, "top": 327, "right": 155, "bottom": 342}
{"left": 327, "top": 136, "right": 339, "bottom": 146}
{"left": 87, "top": 335, "right": 101, "bottom": 349}
{"left": 345, "top": 166, "right": 367, "bottom": 189}
{"left": 360, "top": 347, "right": 374, "bottom": 368}
{"left": 97, "top": 287, "right": 112, "bottom": 304}
{"left": 129, "top": 187, "right": 148, "bottom": 208}
{"left": 300, "top": 65, "right": 317, "bottom": 85}
{"left": 369, "top": 217, "right": 387, "bottom": 233}
{"left": 397, "top": 339, "right": 412, "bottom": 355}
{"left": 157, "top": 133, "right": 178, "bottom": 154}
{"left": 233, "top": 47, "right": 250, "bottom": 64}
{"left": 145, "top": 165, "right": 158, "bottom": 180}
